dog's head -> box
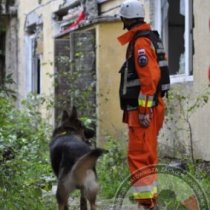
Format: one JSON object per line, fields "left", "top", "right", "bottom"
{"left": 53, "top": 106, "right": 95, "bottom": 144}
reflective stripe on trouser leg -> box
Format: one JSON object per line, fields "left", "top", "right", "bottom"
{"left": 130, "top": 181, "right": 158, "bottom": 200}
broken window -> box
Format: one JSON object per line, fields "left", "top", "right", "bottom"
{"left": 154, "top": 0, "right": 193, "bottom": 79}
{"left": 168, "top": 0, "right": 185, "bottom": 75}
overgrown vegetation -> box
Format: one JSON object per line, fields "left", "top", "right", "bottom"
{"left": 0, "top": 84, "right": 56, "bottom": 209}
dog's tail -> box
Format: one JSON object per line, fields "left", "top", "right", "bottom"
{"left": 71, "top": 148, "right": 106, "bottom": 183}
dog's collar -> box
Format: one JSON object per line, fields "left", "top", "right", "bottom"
{"left": 53, "top": 131, "right": 72, "bottom": 139}
{"left": 58, "top": 131, "right": 68, "bottom": 136}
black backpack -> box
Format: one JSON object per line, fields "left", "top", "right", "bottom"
{"left": 132, "top": 30, "right": 170, "bottom": 97}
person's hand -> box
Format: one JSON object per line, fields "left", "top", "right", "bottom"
{"left": 139, "top": 109, "right": 153, "bottom": 128}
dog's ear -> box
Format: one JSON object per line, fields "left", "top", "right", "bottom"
{"left": 62, "top": 110, "right": 69, "bottom": 122}
{"left": 70, "top": 106, "right": 78, "bottom": 120}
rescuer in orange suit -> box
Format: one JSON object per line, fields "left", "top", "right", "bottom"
{"left": 118, "top": 0, "right": 165, "bottom": 209}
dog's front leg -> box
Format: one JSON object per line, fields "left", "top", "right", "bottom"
{"left": 57, "top": 189, "right": 69, "bottom": 210}
{"left": 80, "top": 189, "right": 88, "bottom": 210}
{"left": 88, "top": 194, "right": 97, "bottom": 210}
{"left": 56, "top": 181, "right": 69, "bottom": 210}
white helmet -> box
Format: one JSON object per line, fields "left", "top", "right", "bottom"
{"left": 119, "top": 0, "right": 145, "bottom": 19}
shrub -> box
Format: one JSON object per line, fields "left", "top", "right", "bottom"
{"left": 0, "top": 93, "right": 55, "bottom": 209}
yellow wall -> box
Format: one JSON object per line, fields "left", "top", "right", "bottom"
{"left": 96, "top": 21, "right": 127, "bottom": 145}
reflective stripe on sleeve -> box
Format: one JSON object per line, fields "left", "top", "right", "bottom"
{"left": 127, "top": 79, "right": 140, "bottom": 87}
{"left": 138, "top": 94, "right": 155, "bottom": 108}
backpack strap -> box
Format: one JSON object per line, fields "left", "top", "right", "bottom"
{"left": 126, "top": 30, "right": 151, "bottom": 57}
{"left": 131, "top": 30, "right": 160, "bottom": 56}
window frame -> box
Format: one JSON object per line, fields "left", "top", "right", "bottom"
{"left": 153, "top": 0, "right": 193, "bottom": 84}
{"left": 25, "top": 34, "right": 41, "bottom": 94}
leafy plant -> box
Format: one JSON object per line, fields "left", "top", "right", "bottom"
{"left": 0, "top": 91, "right": 56, "bottom": 209}
{"left": 0, "top": 73, "right": 16, "bottom": 98}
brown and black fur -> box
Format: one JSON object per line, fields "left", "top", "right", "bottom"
{"left": 50, "top": 107, "right": 104, "bottom": 210}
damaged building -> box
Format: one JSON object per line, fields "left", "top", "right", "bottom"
{"left": 1, "top": 0, "right": 210, "bottom": 161}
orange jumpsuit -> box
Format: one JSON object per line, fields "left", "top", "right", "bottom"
{"left": 118, "top": 23, "right": 165, "bottom": 208}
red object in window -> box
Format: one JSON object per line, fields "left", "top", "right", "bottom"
{"left": 65, "top": 11, "right": 86, "bottom": 31}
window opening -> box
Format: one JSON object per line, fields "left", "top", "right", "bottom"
{"left": 159, "top": 0, "right": 193, "bottom": 80}
{"left": 26, "top": 33, "right": 41, "bottom": 94}
{"left": 167, "top": 0, "right": 185, "bottom": 75}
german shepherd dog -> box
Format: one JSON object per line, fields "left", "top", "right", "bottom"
{"left": 50, "top": 107, "right": 104, "bottom": 210}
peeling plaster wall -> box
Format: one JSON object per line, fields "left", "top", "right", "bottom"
{"left": 17, "top": 0, "right": 39, "bottom": 100}
{"left": 159, "top": 0, "right": 210, "bottom": 161}
{"left": 18, "top": 0, "right": 61, "bottom": 97}
{"left": 145, "top": 0, "right": 210, "bottom": 161}
{"left": 17, "top": 0, "right": 62, "bottom": 121}
{"left": 191, "top": 0, "right": 210, "bottom": 161}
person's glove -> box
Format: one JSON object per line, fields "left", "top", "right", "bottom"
{"left": 139, "top": 108, "right": 153, "bottom": 128}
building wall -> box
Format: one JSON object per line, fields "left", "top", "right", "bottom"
{"left": 95, "top": 0, "right": 151, "bottom": 145}
{"left": 17, "top": 0, "right": 128, "bottom": 131}
{"left": 15, "top": 0, "right": 210, "bottom": 160}
{"left": 158, "top": 0, "right": 210, "bottom": 161}
{"left": 6, "top": 17, "right": 18, "bottom": 90}
{"left": 18, "top": 0, "right": 60, "bottom": 120}
{"left": 0, "top": 0, "right": 18, "bottom": 92}
{"left": 191, "top": 0, "right": 210, "bottom": 160}
{"left": 95, "top": 21, "right": 127, "bottom": 145}
{"left": 16, "top": 0, "right": 151, "bottom": 141}
{"left": 18, "top": 0, "right": 38, "bottom": 100}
